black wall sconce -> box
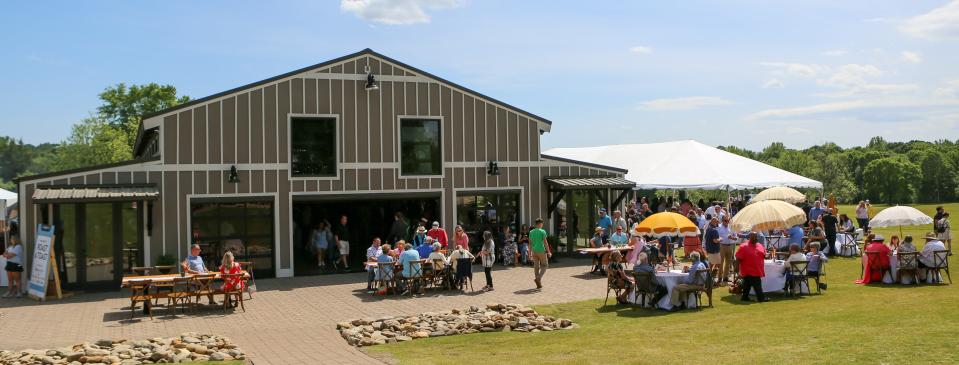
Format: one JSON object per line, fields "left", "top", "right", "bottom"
{"left": 487, "top": 160, "right": 500, "bottom": 176}
{"left": 228, "top": 165, "right": 241, "bottom": 183}
{"left": 364, "top": 65, "right": 379, "bottom": 91}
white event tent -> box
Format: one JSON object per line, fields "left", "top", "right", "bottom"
{"left": 543, "top": 140, "right": 822, "bottom": 191}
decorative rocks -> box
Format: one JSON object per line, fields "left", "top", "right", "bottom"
{"left": 338, "top": 303, "right": 576, "bottom": 347}
{"left": 0, "top": 333, "right": 246, "bottom": 364}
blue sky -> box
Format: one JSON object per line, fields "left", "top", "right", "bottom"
{"left": 2, "top": 0, "right": 958, "bottom": 150}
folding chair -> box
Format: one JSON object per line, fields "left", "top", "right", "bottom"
{"left": 219, "top": 273, "right": 246, "bottom": 312}
{"left": 786, "top": 261, "right": 810, "bottom": 296}
{"left": 421, "top": 261, "right": 436, "bottom": 290}
{"left": 865, "top": 251, "right": 891, "bottom": 283}
{"left": 603, "top": 269, "right": 629, "bottom": 306}
{"left": 809, "top": 260, "right": 826, "bottom": 294}
{"left": 164, "top": 277, "right": 193, "bottom": 316}
{"left": 400, "top": 260, "right": 425, "bottom": 296}
{"left": 376, "top": 262, "right": 397, "bottom": 294}
{"left": 896, "top": 252, "right": 920, "bottom": 285}
{"left": 455, "top": 258, "right": 474, "bottom": 292}
{"left": 691, "top": 268, "right": 713, "bottom": 308}
{"left": 840, "top": 233, "right": 859, "bottom": 257}
{"left": 930, "top": 250, "right": 951, "bottom": 284}
{"left": 191, "top": 273, "right": 217, "bottom": 310}
{"left": 129, "top": 279, "right": 154, "bottom": 320}
{"left": 631, "top": 271, "right": 658, "bottom": 309}
{"left": 236, "top": 261, "right": 255, "bottom": 300}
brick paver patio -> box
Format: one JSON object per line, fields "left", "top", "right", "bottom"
{"left": 0, "top": 259, "right": 607, "bottom": 365}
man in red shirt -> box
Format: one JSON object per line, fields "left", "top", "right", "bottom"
{"left": 735, "top": 232, "right": 768, "bottom": 302}
{"left": 427, "top": 221, "right": 449, "bottom": 248}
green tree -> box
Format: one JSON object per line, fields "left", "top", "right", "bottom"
{"left": 916, "top": 150, "right": 956, "bottom": 203}
{"left": 97, "top": 83, "right": 190, "bottom": 146}
{"left": 862, "top": 157, "right": 922, "bottom": 204}
{"left": 48, "top": 117, "right": 133, "bottom": 171}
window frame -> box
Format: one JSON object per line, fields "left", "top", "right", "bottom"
{"left": 396, "top": 115, "right": 445, "bottom": 178}
{"left": 287, "top": 113, "right": 341, "bottom": 180}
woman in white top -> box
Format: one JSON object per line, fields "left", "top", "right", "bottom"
{"left": 3, "top": 235, "right": 25, "bottom": 297}
{"left": 855, "top": 201, "right": 870, "bottom": 232}
{"left": 480, "top": 231, "right": 496, "bottom": 291}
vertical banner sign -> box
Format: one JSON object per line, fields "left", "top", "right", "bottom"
{"left": 28, "top": 224, "right": 55, "bottom": 299}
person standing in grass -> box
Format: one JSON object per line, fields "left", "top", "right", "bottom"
{"left": 936, "top": 212, "right": 951, "bottom": 255}
{"left": 529, "top": 218, "right": 550, "bottom": 289}
{"left": 736, "top": 232, "right": 768, "bottom": 302}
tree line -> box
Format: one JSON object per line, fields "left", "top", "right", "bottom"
{"left": 0, "top": 83, "right": 955, "bottom": 205}
{"left": 719, "top": 138, "right": 958, "bottom": 204}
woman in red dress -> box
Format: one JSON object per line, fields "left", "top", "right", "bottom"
{"left": 857, "top": 234, "right": 891, "bottom": 284}
{"left": 220, "top": 251, "right": 246, "bottom": 292}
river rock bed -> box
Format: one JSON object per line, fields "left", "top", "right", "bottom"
{"left": 0, "top": 333, "right": 246, "bottom": 364}
{"left": 337, "top": 303, "right": 576, "bottom": 347}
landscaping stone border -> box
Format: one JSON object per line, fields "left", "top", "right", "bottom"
{"left": 0, "top": 333, "right": 246, "bottom": 364}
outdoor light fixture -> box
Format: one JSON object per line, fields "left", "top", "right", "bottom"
{"left": 364, "top": 65, "right": 379, "bottom": 91}
{"left": 228, "top": 165, "right": 241, "bottom": 183}
{"left": 487, "top": 160, "right": 500, "bottom": 176}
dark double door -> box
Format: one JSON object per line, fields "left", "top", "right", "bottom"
{"left": 53, "top": 202, "right": 143, "bottom": 290}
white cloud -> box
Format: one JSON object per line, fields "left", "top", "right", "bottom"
{"left": 637, "top": 96, "right": 733, "bottom": 111}
{"left": 762, "top": 78, "right": 785, "bottom": 89}
{"left": 340, "top": 0, "right": 464, "bottom": 25}
{"left": 629, "top": 46, "right": 653, "bottom": 54}
{"left": 821, "top": 49, "right": 847, "bottom": 57}
{"left": 900, "top": 0, "right": 959, "bottom": 40}
{"left": 901, "top": 51, "right": 922, "bottom": 63}
{"left": 760, "top": 62, "right": 827, "bottom": 78}
{"left": 817, "top": 64, "right": 883, "bottom": 89}
{"left": 934, "top": 80, "right": 959, "bottom": 98}
{"left": 746, "top": 98, "right": 959, "bottom": 121}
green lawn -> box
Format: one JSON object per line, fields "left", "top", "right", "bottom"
{"left": 366, "top": 203, "right": 959, "bottom": 365}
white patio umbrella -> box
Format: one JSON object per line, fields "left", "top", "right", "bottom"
{"left": 869, "top": 205, "right": 934, "bottom": 237}
{"left": 750, "top": 186, "right": 806, "bottom": 204}
{"left": 729, "top": 200, "right": 806, "bottom": 232}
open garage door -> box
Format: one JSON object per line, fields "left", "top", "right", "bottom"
{"left": 292, "top": 193, "right": 441, "bottom": 276}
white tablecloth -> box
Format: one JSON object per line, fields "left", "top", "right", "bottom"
{"left": 835, "top": 234, "right": 860, "bottom": 257}
{"left": 758, "top": 260, "right": 786, "bottom": 293}
{"left": 629, "top": 269, "right": 698, "bottom": 310}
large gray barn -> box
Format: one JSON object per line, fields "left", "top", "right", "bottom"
{"left": 15, "top": 49, "right": 633, "bottom": 289}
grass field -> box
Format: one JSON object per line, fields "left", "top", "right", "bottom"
{"left": 366, "top": 203, "right": 959, "bottom": 365}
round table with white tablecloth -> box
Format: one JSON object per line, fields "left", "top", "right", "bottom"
{"left": 628, "top": 269, "right": 699, "bottom": 310}
{"left": 861, "top": 251, "right": 934, "bottom": 284}
{"left": 834, "top": 233, "right": 861, "bottom": 257}
{"left": 749, "top": 260, "right": 811, "bottom": 294}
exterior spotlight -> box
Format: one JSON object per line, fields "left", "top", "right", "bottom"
{"left": 228, "top": 165, "right": 241, "bottom": 183}
{"left": 364, "top": 65, "right": 379, "bottom": 91}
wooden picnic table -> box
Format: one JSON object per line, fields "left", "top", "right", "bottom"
{"left": 577, "top": 246, "right": 634, "bottom": 254}
{"left": 120, "top": 271, "right": 247, "bottom": 287}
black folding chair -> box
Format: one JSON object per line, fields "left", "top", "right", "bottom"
{"left": 929, "top": 250, "right": 951, "bottom": 284}
{"left": 455, "top": 258, "right": 474, "bottom": 292}
{"left": 896, "top": 252, "right": 920, "bottom": 285}
{"left": 786, "top": 261, "right": 810, "bottom": 296}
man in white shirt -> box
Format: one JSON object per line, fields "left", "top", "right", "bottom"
{"left": 919, "top": 233, "right": 947, "bottom": 268}
{"left": 716, "top": 217, "right": 738, "bottom": 284}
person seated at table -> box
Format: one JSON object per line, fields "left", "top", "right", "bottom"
{"left": 858, "top": 234, "right": 891, "bottom": 284}
{"left": 365, "top": 238, "right": 382, "bottom": 293}
{"left": 590, "top": 227, "right": 606, "bottom": 274}
{"left": 805, "top": 221, "right": 825, "bottom": 251}
{"left": 389, "top": 240, "right": 406, "bottom": 258}
{"left": 607, "top": 250, "right": 633, "bottom": 304}
{"left": 219, "top": 251, "right": 246, "bottom": 307}
{"left": 805, "top": 242, "right": 828, "bottom": 277}
{"left": 416, "top": 236, "right": 435, "bottom": 259}
{"left": 398, "top": 243, "right": 423, "bottom": 295}
{"left": 181, "top": 244, "right": 209, "bottom": 274}
{"left": 888, "top": 235, "right": 901, "bottom": 251}
{"left": 632, "top": 253, "right": 668, "bottom": 306}
{"left": 412, "top": 225, "right": 428, "bottom": 247}
{"left": 918, "top": 233, "right": 947, "bottom": 276}
{"left": 669, "top": 251, "right": 707, "bottom": 310}
{"left": 782, "top": 244, "right": 806, "bottom": 286}
{"left": 786, "top": 224, "right": 805, "bottom": 250}
{"left": 374, "top": 244, "right": 395, "bottom": 292}
{"left": 839, "top": 214, "right": 855, "bottom": 234}
{"left": 626, "top": 235, "right": 645, "bottom": 266}
{"left": 609, "top": 226, "right": 629, "bottom": 246}
{"left": 427, "top": 242, "right": 448, "bottom": 270}
{"left": 898, "top": 235, "right": 917, "bottom": 253}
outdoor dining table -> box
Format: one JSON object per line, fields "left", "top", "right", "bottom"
{"left": 577, "top": 246, "right": 634, "bottom": 254}
{"left": 861, "top": 251, "right": 937, "bottom": 284}
{"left": 120, "top": 272, "right": 245, "bottom": 287}
{"left": 628, "top": 269, "right": 697, "bottom": 310}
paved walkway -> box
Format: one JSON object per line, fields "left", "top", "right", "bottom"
{"left": 0, "top": 259, "right": 608, "bottom": 365}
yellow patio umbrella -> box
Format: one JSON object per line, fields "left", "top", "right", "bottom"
{"left": 729, "top": 200, "right": 806, "bottom": 232}
{"left": 634, "top": 212, "right": 700, "bottom": 237}
{"left": 750, "top": 186, "right": 806, "bottom": 204}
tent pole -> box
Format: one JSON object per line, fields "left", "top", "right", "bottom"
{"left": 725, "top": 185, "right": 731, "bottom": 213}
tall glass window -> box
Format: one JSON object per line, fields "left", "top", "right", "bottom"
{"left": 455, "top": 191, "right": 520, "bottom": 250}
{"left": 290, "top": 117, "right": 337, "bottom": 177}
{"left": 191, "top": 200, "right": 274, "bottom": 278}
{"left": 400, "top": 118, "right": 442, "bottom": 176}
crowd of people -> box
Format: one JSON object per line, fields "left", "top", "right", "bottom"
{"left": 362, "top": 218, "right": 553, "bottom": 296}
